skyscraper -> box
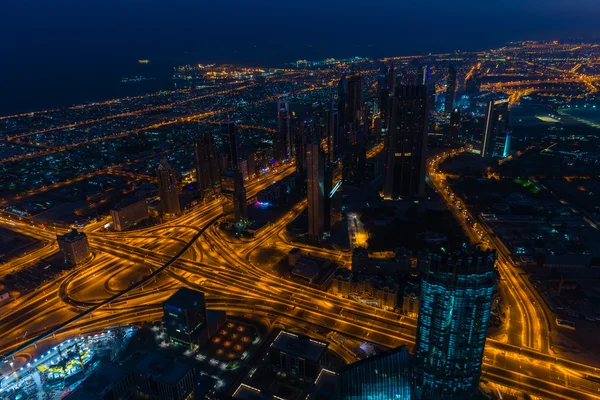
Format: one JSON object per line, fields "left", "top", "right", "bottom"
{"left": 221, "top": 168, "right": 247, "bottom": 221}
{"left": 194, "top": 132, "right": 222, "bottom": 200}
{"left": 444, "top": 65, "right": 457, "bottom": 114}
{"left": 157, "top": 158, "right": 181, "bottom": 217}
{"left": 347, "top": 74, "right": 363, "bottom": 132}
{"left": 277, "top": 100, "right": 291, "bottom": 161}
{"left": 340, "top": 345, "right": 412, "bottom": 400}
{"left": 162, "top": 287, "right": 207, "bottom": 348}
{"left": 324, "top": 161, "right": 342, "bottom": 234}
{"left": 327, "top": 108, "right": 341, "bottom": 161}
{"left": 306, "top": 141, "right": 324, "bottom": 242}
{"left": 383, "top": 84, "right": 429, "bottom": 199}
{"left": 449, "top": 108, "right": 462, "bottom": 143}
{"left": 220, "top": 120, "right": 239, "bottom": 169}
{"left": 337, "top": 76, "right": 349, "bottom": 153}
{"left": 481, "top": 99, "right": 510, "bottom": 158}
{"left": 413, "top": 248, "right": 497, "bottom": 399}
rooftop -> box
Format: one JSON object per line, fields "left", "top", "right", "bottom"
{"left": 164, "top": 287, "right": 205, "bottom": 310}
{"left": 134, "top": 352, "right": 194, "bottom": 386}
{"left": 57, "top": 228, "right": 87, "bottom": 243}
{"left": 65, "top": 364, "right": 128, "bottom": 400}
{"left": 112, "top": 197, "right": 146, "bottom": 211}
{"left": 270, "top": 331, "right": 327, "bottom": 363}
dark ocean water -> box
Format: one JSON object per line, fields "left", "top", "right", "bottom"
{"left": 2, "top": 0, "right": 599, "bottom": 115}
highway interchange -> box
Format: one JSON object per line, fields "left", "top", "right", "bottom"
{"left": 2, "top": 53, "right": 600, "bottom": 397}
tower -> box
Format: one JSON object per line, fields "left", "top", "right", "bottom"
{"left": 277, "top": 100, "right": 291, "bottom": 161}
{"left": 220, "top": 120, "right": 239, "bottom": 169}
{"left": 383, "top": 84, "right": 429, "bottom": 199}
{"left": 444, "top": 65, "right": 457, "bottom": 114}
{"left": 347, "top": 74, "right": 363, "bottom": 132}
{"left": 413, "top": 248, "right": 497, "bottom": 399}
{"left": 194, "top": 132, "right": 222, "bottom": 200}
{"left": 306, "top": 142, "right": 324, "bottom": 242}
{"left": 481, "top": 99, "right": 509, "bottom": 158}
{"left": 157, "top": 158, "right": 181, "bottom": 217}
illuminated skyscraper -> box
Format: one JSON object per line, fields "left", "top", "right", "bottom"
{"left": 383, "top": 84, "right": 429, "bottom": 199}
{"left": 157, "top": 158, "right": 181, "bottom": 217}
{"left": 340, "top": 345, "right": 411, "bottom": 400}
{"left": 413, "top": 248, "right": 497, "bottom": 399}
{"left": 481, "top": 99, "right": 510, "bottom": 158}
{"left": 306, "top": 141, "right": 324, "bottom": 242}
{"left": 444, "top": 65, "right": 457, "bottom": 114}
{"left": 220, "top": 120, "right": 239, "bottom": 169}
{"left": 277, "top": 100, "right": 291, "bottom": 161}
{"left": 194, "top": 132, "right": 222, "bottom": 200}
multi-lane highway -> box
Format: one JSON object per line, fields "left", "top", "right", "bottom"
{"left": 2, "top": 124, "right": 600, "bottom": 397}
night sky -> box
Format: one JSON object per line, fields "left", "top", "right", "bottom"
{"left": 1, "top": 0, "right": 599, "bottom": 113}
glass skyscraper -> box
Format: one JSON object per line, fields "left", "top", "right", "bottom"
{"left": 340, "top": 345, "right": 411, "bottom": 400}
{"left": 413, "top": 248, "right": 497, "bottom": 399}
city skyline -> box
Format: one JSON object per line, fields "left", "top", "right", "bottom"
{"left": 1, "top": 31, "right": 600, "bottom": 400}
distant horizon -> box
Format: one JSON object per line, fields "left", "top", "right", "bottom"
{"left": 3, "top": 0, "right": 600, "bottom": 113}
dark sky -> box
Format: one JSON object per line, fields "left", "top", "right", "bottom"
{"left": 1, "top": 0, "right": 599, "bottom": 112}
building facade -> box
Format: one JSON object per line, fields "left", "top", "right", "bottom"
{"left": 157, "top": 158, "right": 181, "bottom": 217}
{"left": 340, "top": 345, "right": 411, "bottom": 400}
{"left": 413, "top": 249, "right": 497, "bottom": 399}
{"left": 194, "top": 131, "right": 222, "bottom": 200}
{"left": 481, "top": 99, "right": 510, "bottom": 158}
{"left": 221, "top": 120, "right": 239, "bottom": 170}
{"left": 163, "top": 288, "right": 207, "bottom": 348}
{"left": 383, "top": 84, "right": 429, "bottom": 199}
{"left": 306, "top": 142, "right": 324, "bottom": 242}
{"left": 110, "top": 198, "right": 148, "bottom": 231}
{"left": 57, "top": 228, "right": 90, "bottom": 265}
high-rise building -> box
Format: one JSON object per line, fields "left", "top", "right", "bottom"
{"left": 347, "top": 74, "right": 363, "bottom": 132}
{"left": 194, "top": 132, "right": 222, "bottom": 200}
{"left": 383, "top": 84, "right": 429, "bottom": 199}
{"left": 221, "top": 168, "right": 247, "bottom": 221}
{"left": 57, "top": 229, "right": 90, "bottom": 265}
{"left": 327, "top": 108, "right": 341, "bottom": 161}
{"left": 465, "top": 71, "right": 481, "bottom": 94}
{"left": 220, "top": 120, "right": 239, "bottom": 169}
{"left": 340, "top": 345, "right": 412, "bottom": 400}
{"left": 449, "top": 108, "right": 462, "bottom": 143}
{"left": 413, "top": 248, "right": 497, "bottom": 399}
{"left": 338, "top": 76, "right": 349, "bottom": 152}
{"left": 481, "top": 99, "right": 510, "bottom": 158}
{"left": 157, "top": 159, "right": 181, "bottom": 217}
{"left": 110, "top": 198, "right": 148, "bottom": 231}
{"left": 306, "top": 142, "right": 324, "bottom": 242}
{"left": 162, "top": 287, "right": 207, "bottom": 348}
{"left": 277, "top": 100, "right": 291, "bottom": 161}
{"left": 324, "top": 161, "right": 343, "bottom": 234}
{"left": 444, "top": 65, "right": 457, "bottom": 114}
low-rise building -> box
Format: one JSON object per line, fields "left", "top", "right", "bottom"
{"left": 268, "top": 331, "right": 328, "bottom": 381}
{"left": 110, "top": 198, "right": 149, "bottom": 231}
{"left": 133, "top": 353, "right": 195, "bottom": 400}
{"left": 65, "top": 364, "right": 131, "bottom": 400}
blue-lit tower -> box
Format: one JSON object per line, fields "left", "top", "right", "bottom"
{"left": 413, "top": 248, "right": 497, "bottom": 399}
{"left": 340, "top": 345, "right": 412, "bottom": 399}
